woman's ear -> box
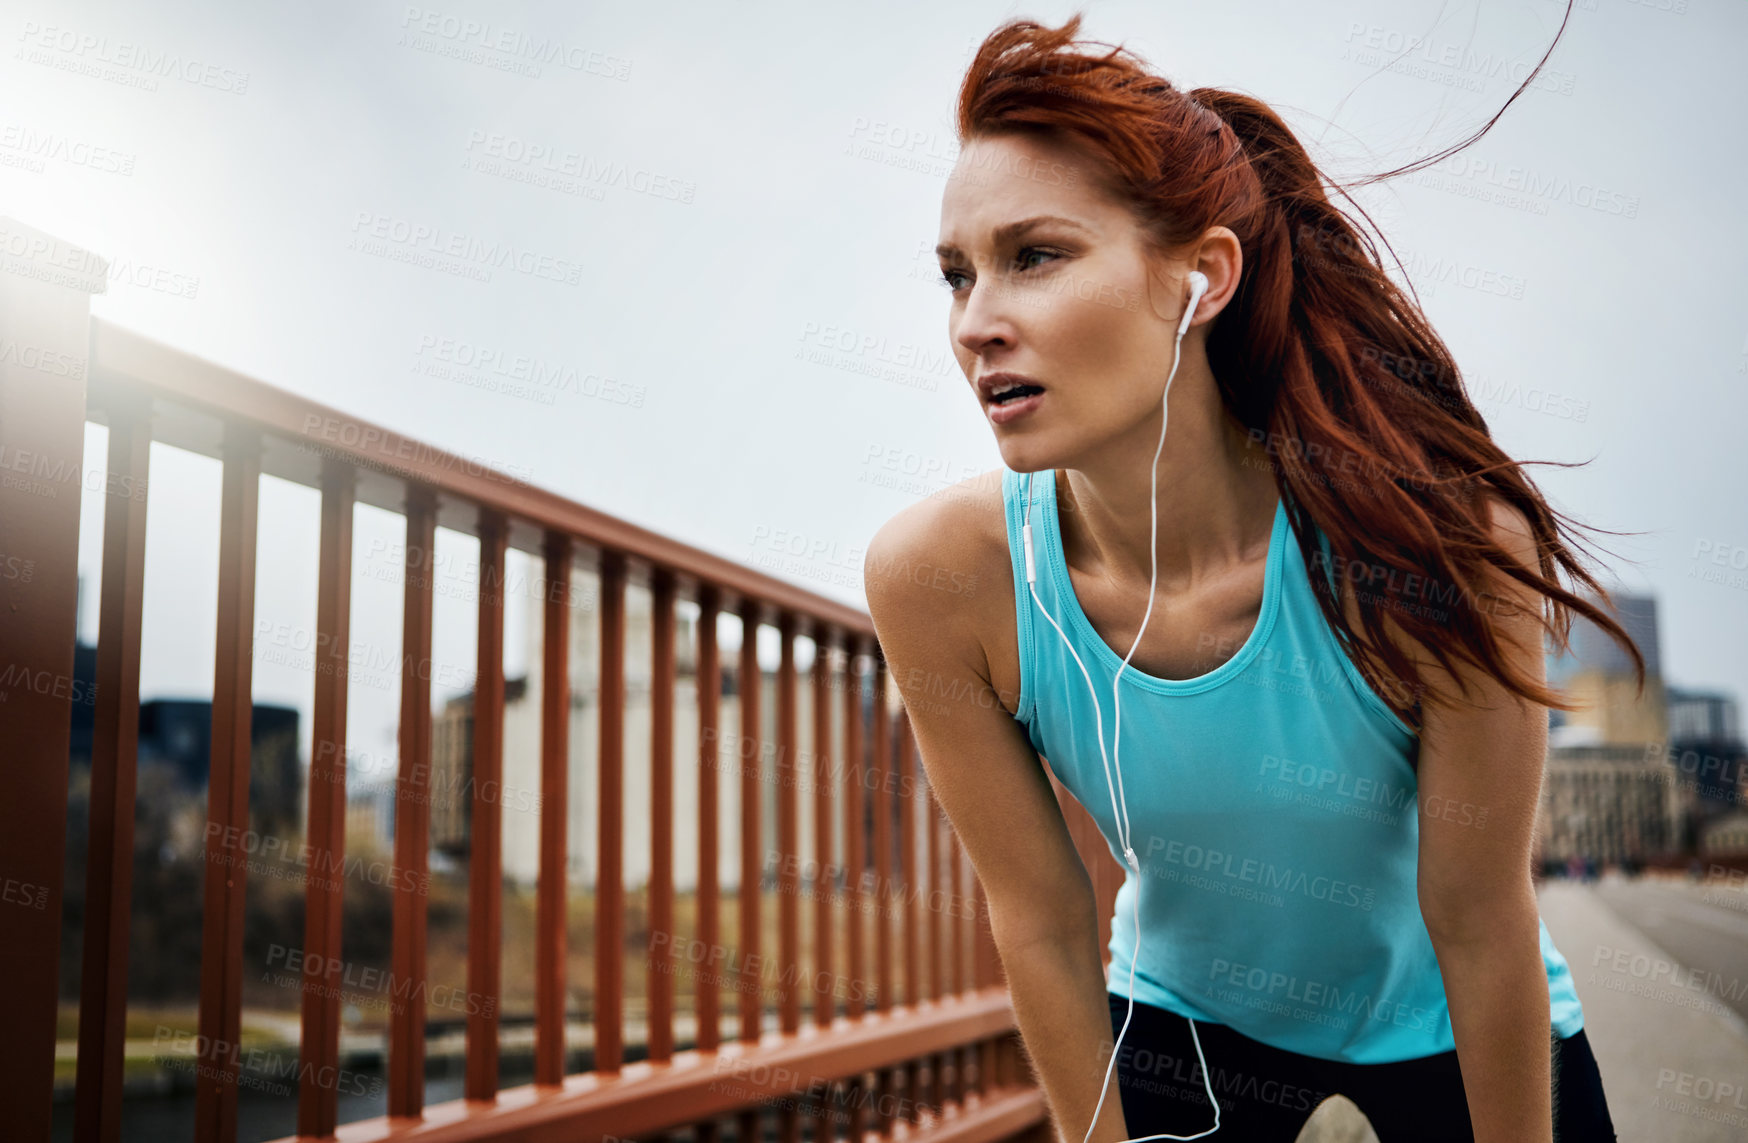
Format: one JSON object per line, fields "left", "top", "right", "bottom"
{"left": 1144, "top": 229, "right": 1241, "bottom": 328}
{"left": 1193, "top": 229, "right": 1243, "bottom": 323}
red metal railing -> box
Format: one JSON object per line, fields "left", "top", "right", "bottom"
{"left": 1, "top": 219, "right": 1067, "bottom": 1143}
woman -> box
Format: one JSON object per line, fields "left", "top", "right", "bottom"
{"left": 863, "top": 8, "right": 1640, "bottom": 1143}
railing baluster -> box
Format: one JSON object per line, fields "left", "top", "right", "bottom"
{"left": 466, "top": 509, "right": 507, "bottom": 1099}
{"left": 974, "top": 863, "right": 999, "bottom": 991}
{"left": 843, "top": 641, "right": 865, "bottom": 1022}
{"left": 194, "top": 422, "right": 262, "bottom": 1143}
{"left": 0, "top": 222, "right": 97, "bottom": 1143}
{"left": 737, "top": 597, "right": 762, "bottom": 1043}
{"left": 810, "top": 1086, "right": 835, "bottom": 1141}
{"left": 597, "top": 550, "right": 627, "bottom": 1072}
{"left": 650, "top": 568, "right": 677, "bottom": 1061}
{"left": 872, "top": 653, "right": 891, "bottom": 1015}
{"left": 73, "top": 389, "right": 153, "bottom": 1143}
{"left": 949, "top": 830, "right": 964, "bottom": 998}
{"left": 845, "top": 1073, "right": 867, "bottom": 1140}
{"left": 776, "top": 612, "right": 799, "bottom": 1034}
{"left": 389, "top": 487, "right": 437, "bottom": 1117}
{"left": 898, "top": 707, "right": 916, "bottom": 1008}
{"left": 926, "top": 780, "right": 942, "bottom": 1005}
{"left": 296, "top": 457, "right": 354, "bottom": 1135}
{"left": 877, "top": 1066, "right": 895, "bottom": 1135}
{"left": 810, "top": 624, "right": 835, "bottom": 1031}
{"left": 536, "top": 531, "right": 572, "bottom": 1085}
{"left": 696, "top": 588, "right": 722, "bottom": 1053}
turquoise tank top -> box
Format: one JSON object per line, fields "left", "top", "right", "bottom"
{"left": 1000, "top": 466, "right": 1584, "bottom": 1064}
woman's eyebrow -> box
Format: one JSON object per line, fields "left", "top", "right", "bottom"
{"left": 936, "top": 214, "right": 1093, "bottom": 259}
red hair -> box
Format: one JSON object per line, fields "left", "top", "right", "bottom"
{"left": 954, "top": 3, "right": 1645, "bottom": 731}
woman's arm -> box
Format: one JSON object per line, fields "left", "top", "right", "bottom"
{"left": 863, "top": 496, "right": 1135, "bottom": 1143}
{"left": 1002, "top": 927, "right": 1141, "bottom": 1143}
{"left": 1398, "top": 499, "right": 1558, "bottom": 1143}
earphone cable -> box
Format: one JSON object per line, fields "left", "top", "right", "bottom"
{"left": 1022, "top": 274, "right": 1222, "bottom": 1141}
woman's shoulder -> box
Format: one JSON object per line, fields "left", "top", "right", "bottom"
{"left": 865, "top": 468, "right": 1012, "bottom": 610}
{"left": 862, "top": 468, "right": 1023, "bottom": 712}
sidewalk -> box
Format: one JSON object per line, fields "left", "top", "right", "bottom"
{"left": 1538, "top": 877, "right": 1748, "bottom": 1141}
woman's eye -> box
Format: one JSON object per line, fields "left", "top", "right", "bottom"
{"left": 937, "top": 248, "right": 1060, "bottom": 294}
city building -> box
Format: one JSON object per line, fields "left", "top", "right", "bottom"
{"left": 1545, "top": 590, "right": 1665, "bottom": 747}
{"left": 1668, "top": 688, "right": 1748, "bottom": 857}
{"left": 129, "top": 698, "right": 302, "bottom": 843}
{"left": 1537, "top": 744, "right": 1687, "bottom": 865}
{"left": 1666, "top": 688, "right": 1747, "bottom": 821}
{"left": 345, "top": 767, "right": 397, "bottom": 855}
{"left": 428, "top": 679, "right": 529, "bottom": 859}
{"left": 1537, "top": 591, "right": 1686, "bottom": 866}
{"left": 1701, "top": 810, "right": 1748, "bottom": 858}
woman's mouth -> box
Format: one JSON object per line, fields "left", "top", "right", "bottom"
{"left": 989, "top": 383, "right": 1045, "bottom": 405}
{"left": 987, "top": 388, "right": 1044, "bottom": 425}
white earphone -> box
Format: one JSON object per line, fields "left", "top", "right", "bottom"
{"left": 1020, "top": 269, "right": 1222, "bottom": 1141}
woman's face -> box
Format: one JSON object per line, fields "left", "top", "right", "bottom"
{"left": 936, "top": 130, "right": 1192, "bottom": 471}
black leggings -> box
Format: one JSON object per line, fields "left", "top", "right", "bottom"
{"left": 1104, "top": 992, "right": 1617, "bottom": 1142}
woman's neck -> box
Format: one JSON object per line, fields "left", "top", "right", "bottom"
{"left": 1055, "top": 395, "right": 1278, "bottom": 596}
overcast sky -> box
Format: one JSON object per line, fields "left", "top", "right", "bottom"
{"left": 9, "top": 0, "right": 1744, "bottom": 769}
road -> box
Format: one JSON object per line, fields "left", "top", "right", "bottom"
{"left": 1592, "top": 874, "right": 1748, "bottom": 1029}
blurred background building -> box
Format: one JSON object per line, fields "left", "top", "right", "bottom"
{"left": 1537, "top": 590, "right": 1747, "bottom": 869}
{"left": 1667, "top": 687, "right": 1748, "bottom": 858}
